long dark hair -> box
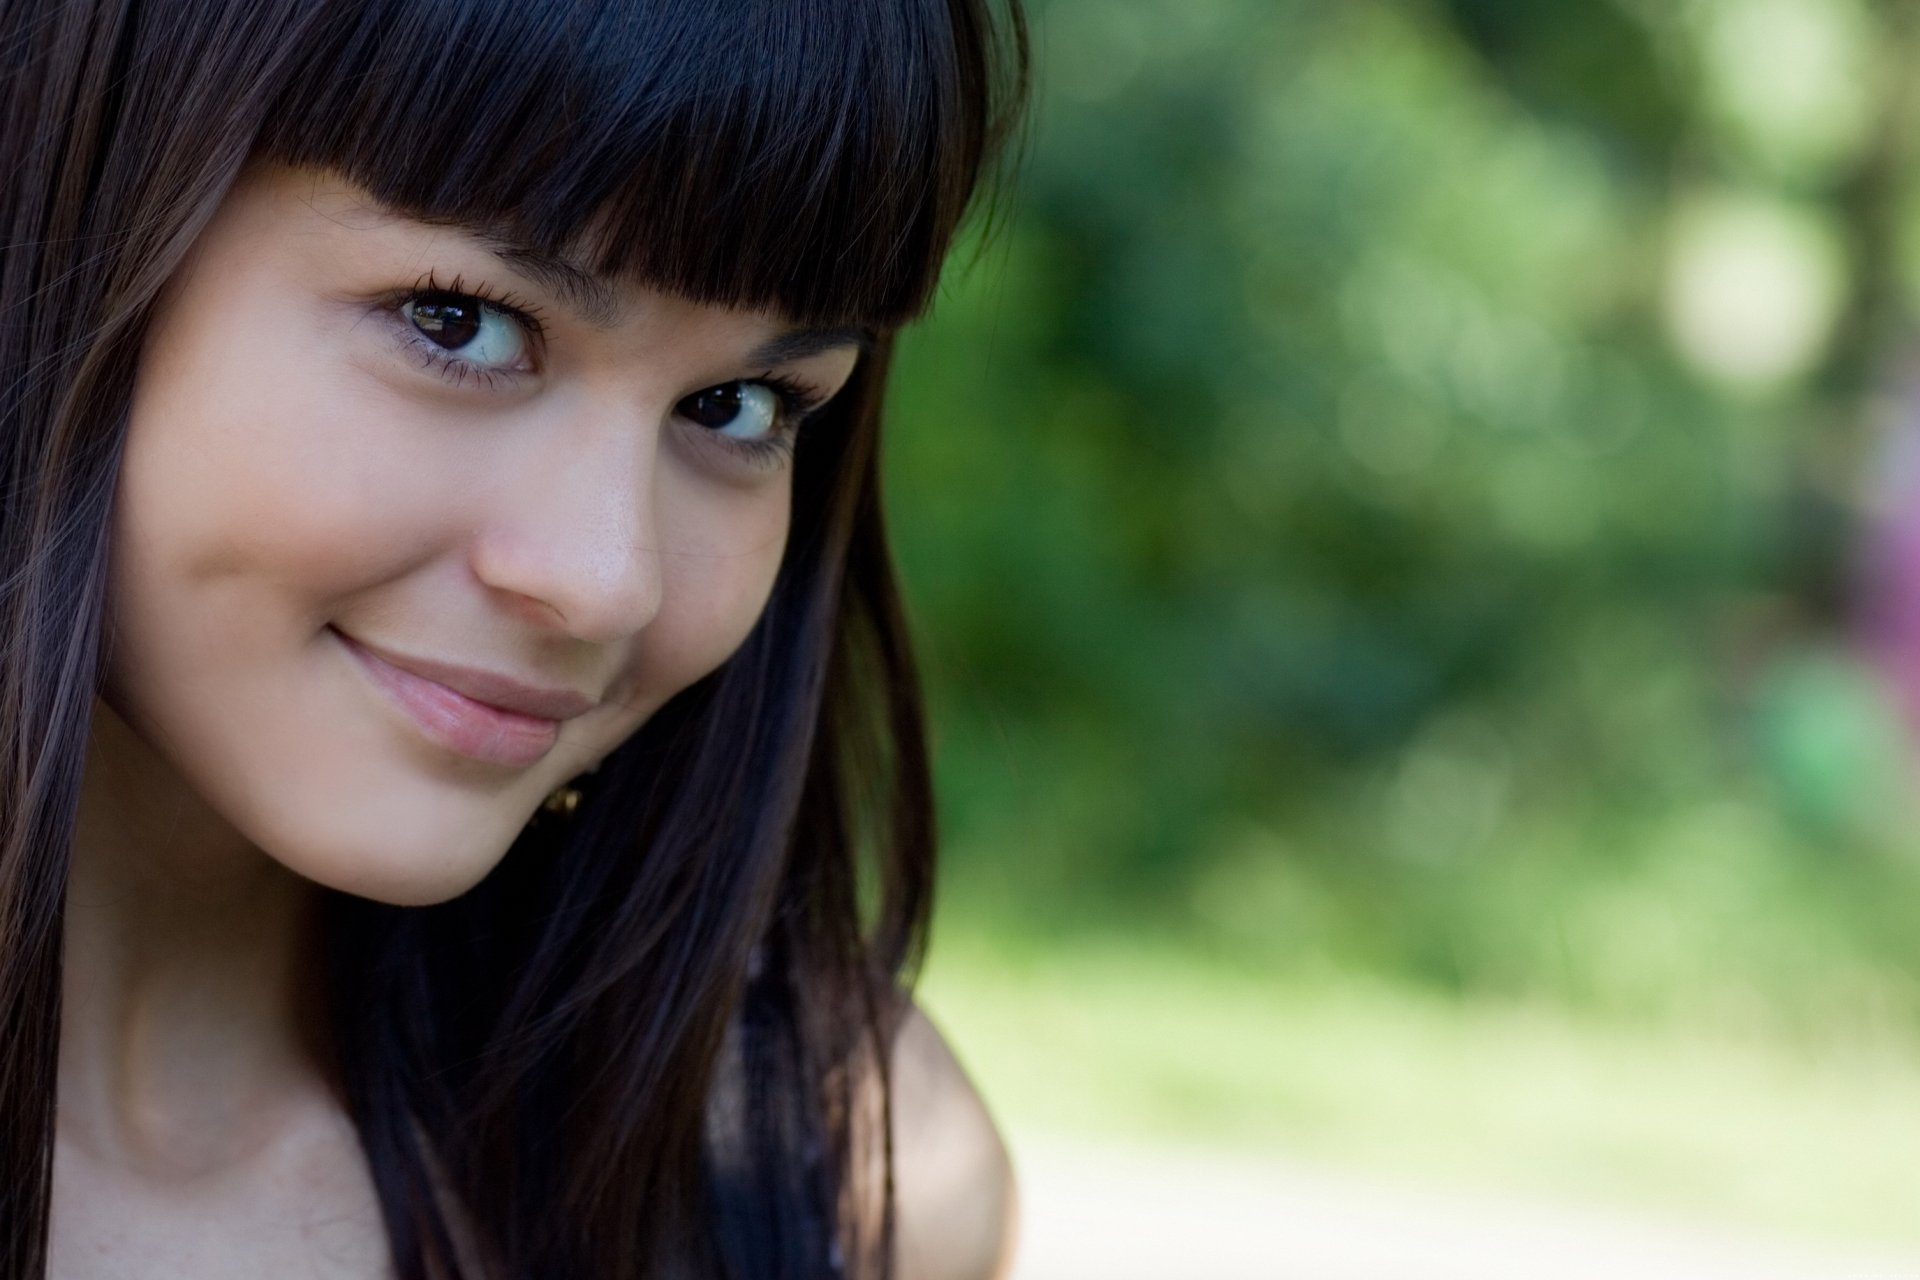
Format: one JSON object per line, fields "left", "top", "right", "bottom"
{"left": 0, "top": 1, "right": 1026, "bottom": 1275}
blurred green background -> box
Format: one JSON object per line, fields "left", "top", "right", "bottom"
{"left": 885, "top": 0, "right": 1920, "bottom": 1249}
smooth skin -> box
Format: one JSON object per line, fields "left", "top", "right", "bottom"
{"left": 51, "top": 165, "right": 1012, "bottom": 1278}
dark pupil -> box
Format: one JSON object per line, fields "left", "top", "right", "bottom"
{"left": 411, "top": 293, "right": 480, "bottom": 349}
{"left": 680, "top": 384, "right": 742, "bottom": 428}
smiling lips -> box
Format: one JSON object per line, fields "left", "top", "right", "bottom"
{"left": 333, "top": 627, "right": 594, "bottom": 768}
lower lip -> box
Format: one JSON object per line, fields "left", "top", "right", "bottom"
{"left": 333, "top": 628, "right": 560, "bottom": 769}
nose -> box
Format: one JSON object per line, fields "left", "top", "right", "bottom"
{"left": 467, "top": 418, "right": 665, "bottom": 645}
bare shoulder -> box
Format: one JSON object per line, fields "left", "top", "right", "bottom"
{"left": 888, "top": 1003, "right": 1019, "bottom": 1280}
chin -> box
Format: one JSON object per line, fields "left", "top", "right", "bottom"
{"left": 322, "top": 855, "right": 502, "bottom": 908}
{"left": 254, "top": 797, "right": 527, "bottom": 907}
{"left": 290, "top": 840, "right": 512, "bottom": 907}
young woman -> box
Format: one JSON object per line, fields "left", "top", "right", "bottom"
{"left": 0, "top": 1, "right": 1027, "bottom": 1276}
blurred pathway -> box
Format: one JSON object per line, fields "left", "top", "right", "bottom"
{"left": 1007, "top": 1136, "right": 1920, "bottom": 1280}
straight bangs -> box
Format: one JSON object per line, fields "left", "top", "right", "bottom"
{"left": 254, "top": 0, "right": 1020, "bottom": 330}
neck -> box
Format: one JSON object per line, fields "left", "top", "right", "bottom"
{"left": 59, "top": 698, "right": 333, "bottom": 1177}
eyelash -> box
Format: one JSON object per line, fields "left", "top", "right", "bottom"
{"left": 384, "top": 274, "right": 830, "bottom": 465}
{"left": 723, "top": 373, "right": 825, "bottom": 465}
{"left": 389, "top": 272, "right": 545, "bottom": 391}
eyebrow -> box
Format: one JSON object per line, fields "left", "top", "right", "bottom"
{"left": 479, "top": 235, "right": 626, "bottom": 327}
{"left": 467, "top": 229, "right": 869, "bottom": 365}
{"left": 740, "top": 324, "right": 871, "bottom": 368}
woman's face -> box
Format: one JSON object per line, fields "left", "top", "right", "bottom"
{"left": 103, "top": 165, "right": 860, "bottom": 905}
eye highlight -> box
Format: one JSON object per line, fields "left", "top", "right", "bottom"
{"left": 675, "top": 374, "right": 827, "bottom": 466}
{"left": 679, "top": 383, "right": 777, "bottom": 439}
{"left": 387, "top": 275, "right": 543, "bottom": 388}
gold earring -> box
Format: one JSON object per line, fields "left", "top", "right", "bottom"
{"left": 540, "top": 783, "right": 583, "bottom": 816}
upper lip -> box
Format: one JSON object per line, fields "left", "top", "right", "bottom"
{"left": 337, "top": 629, "right": 598, "bottom": 721}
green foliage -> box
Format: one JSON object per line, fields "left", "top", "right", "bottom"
{"left": 887, "top": 0, "right": 1920, "bottom": 1036}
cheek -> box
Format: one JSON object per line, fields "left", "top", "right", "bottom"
{"left": 104, "top": 291, "right": 500, "bottom": 903}
{"left": 119, "top": 304, "right": 452, "bottom": 623}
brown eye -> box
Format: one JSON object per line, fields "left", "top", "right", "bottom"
{"left": 400, "top": 290, "right": 530, "bottom": 367}
{"left": 676, "top": 382, "right": 779, "bottom": 440}
{"left": 405, "top": 293, "right": 481, "bottom": 349}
